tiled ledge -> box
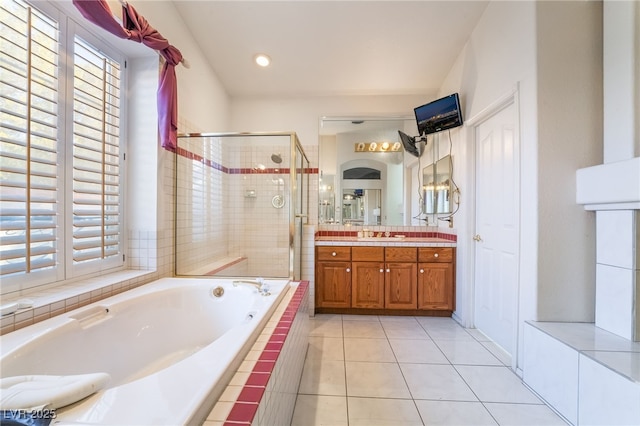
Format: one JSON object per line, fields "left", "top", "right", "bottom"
{"left": 526, "top": 321, "right": 640, "bottom": 383}
{"left": 205, "top": 281, "right": 309, "bottom": 425}
{"left": 1, "top": 269, "right": 158, "bottom": 335}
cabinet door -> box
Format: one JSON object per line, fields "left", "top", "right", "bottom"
{"left": 352, "top": 261, "right": 385, "bottom": 309}
{"left": 418, "top": 262, "right": 454, "bottom": 310}
{"left": 316, "top": 261, "right": 351, "bottom": 308}
{"left": 385, "top": 262, "right": 417, "bottom": 309}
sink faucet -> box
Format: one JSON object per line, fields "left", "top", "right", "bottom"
{"left": 232, "top": 278, "right": 271, "bottom": 296}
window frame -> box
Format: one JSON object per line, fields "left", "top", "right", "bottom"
{"left": 0, "top": 0, "right": 128, "bottom": 295}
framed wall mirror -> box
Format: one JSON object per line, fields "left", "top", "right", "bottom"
{"left": 319, "top": 116, "right": 433, "bottom": 226}
{"left": 423, "top": 155, "right": 453, "bottom": 215}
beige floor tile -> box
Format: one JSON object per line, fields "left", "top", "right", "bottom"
{"left": 382, "top": 321, "right": 431, "bottom": 339}
{"left": 345, "top": 361, "right": 411, "bottom": 399}
{"left": 454, "top": 365, "right": 542, "bottom": 404}
{"left": 347, "top": 397, "right": 423, "bottom": 426}
{"left": 298, "top": 357, "right": 346, "bottom": 396}
{"left": 344, "top": 337, "right": 396, "bottom": 362}
{"left": 389, "top": 339, "right": 449, "bottom": 364}
{"left": 400, "top": 363, "right": 477, "bottom": 401}
{"left": 421, "top": 324, "right": 476, "bottom": 341}
{"left": 310, "top": 316, "right": 343, "bottom": 338}
{"left": 484, "top": 402, "right": 568, "bottom": 425}
{"left": 435, "top": 339, "right": 503, "bottom": 365}
{"left": 291, "top": 394, "right": 348, "bottom": 426}
{"left": 307, "top": 336, "right": 344, "bottom": 362}
{"left": 414, "top": 400, "right": 498, "bottom": 425}
{"left": 342, "top": 320, "right": 386, "bottom": 338}
{"left": 342, "top": 314, "right": 380, "bottom": 322}
{"left": 293, "top": 316, "right": 566, "bottom": 426}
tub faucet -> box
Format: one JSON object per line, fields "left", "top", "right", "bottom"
{"left": 232, "top": 278, "right": 271, "bottom": 296}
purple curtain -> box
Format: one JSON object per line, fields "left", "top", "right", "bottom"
{"left": 73, "top": 0, "right": 183, "bottom": 150}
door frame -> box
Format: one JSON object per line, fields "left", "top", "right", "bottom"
{"left": 464, "top": 84, "right": 522, "bottom": 371}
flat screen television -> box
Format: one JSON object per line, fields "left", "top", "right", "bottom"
{"left": 398, "top": 130, "right": 424, "bottom": 158}
{"left": 414, "top": 93, "right": 463, "bottom": 136}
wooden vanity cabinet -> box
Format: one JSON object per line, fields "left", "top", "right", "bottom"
{"left": 316, "top": 247, "right": 351, "bottom": 308}
{"left": 384, "top": 247, "right": 418, "bottom": 310}
{"left": 315, "top": 244, "right": 456, "bottom": 315}
{"left": 351, "top": 247, "right": 385, "bottom": 309}
{"left": 418, "top": 247, "right": 455, "bottom": 311}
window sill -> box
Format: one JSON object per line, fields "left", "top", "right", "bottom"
{"left": 1, "top": 269, "right": 159, "bottom": 335}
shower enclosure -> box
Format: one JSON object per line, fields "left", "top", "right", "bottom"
{"left": 174, "top": 132, "right": 309, "bottom": 279}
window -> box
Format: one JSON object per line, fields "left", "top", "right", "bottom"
{"left": 0, "top": 0, "right": 126, "bottom": 294}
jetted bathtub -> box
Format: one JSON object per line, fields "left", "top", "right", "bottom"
{"left": 0, "top": 277, "right": 290, "bottom": 425}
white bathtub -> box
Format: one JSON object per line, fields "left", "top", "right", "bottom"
{"left": 0, "top": 277, "right": 290, "bottom": 425}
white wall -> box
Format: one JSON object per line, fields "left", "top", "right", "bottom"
{"left": 438, "top": 1, "right": 538, "bottom": 352}
{"left": 438, "top": 0, "right": 602, "bottom": 368}
{"left": 132, "top": 2, "right": 230, "bottom": 134}
{"left": 534, "top": 1, "right": 602, "bottom": 321}
{"left": 230, "top": 95, "right": 429, "bottom": 152}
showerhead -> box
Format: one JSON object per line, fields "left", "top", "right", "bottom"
{"left": 271, "top": 153, "right": 283, "bottom": 164}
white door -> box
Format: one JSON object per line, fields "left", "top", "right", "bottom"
{"left": 474, "top": 101, "right": 519, "bottom": 360}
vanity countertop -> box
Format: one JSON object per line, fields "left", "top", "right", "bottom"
{"left": 315, "top": 236, "right": 456, "bottom": 247}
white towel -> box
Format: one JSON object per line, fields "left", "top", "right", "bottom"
{"left": 0, "top": 373, "right": 110, "bottom": 410}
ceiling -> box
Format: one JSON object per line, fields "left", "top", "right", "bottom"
{"left": 172, "top": 1, "right": 489, "bottom": 99}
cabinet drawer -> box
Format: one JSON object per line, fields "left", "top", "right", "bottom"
{"left": 317, "top": 246, "right": 351, "bottom": 261}
{"left": 418, "top": 247, "right": 454, "bottom": 263}
{"left": 352, "top": 246, "right": 384, "bottom": 262}
{"left": 385, "top": 247, "right": 417, "bottom": 262}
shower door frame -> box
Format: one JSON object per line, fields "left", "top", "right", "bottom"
{"left": 174, "top": 131, "right": 309, "bottom": 280}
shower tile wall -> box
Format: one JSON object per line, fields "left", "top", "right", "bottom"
{"left": 175, "top": 136, "right": 227, "bottom": 274}
{"left": 174, "top": 136, "right": 292, "bottom": 277}
{"left": 227, "top": 142, "right": 291, "bottom": 277}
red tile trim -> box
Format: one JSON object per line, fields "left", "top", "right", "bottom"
{"left": 245, "top": 372, "right": 270, "bottom": 387}
{"left": 237, "top": 386, "right": 265, "bottom": 404}
{"left": 224, "top": 281, "right": 309, "bottom": 425}
{"left": 226, "top": 402, "right": 258, "bottom": 423}
{"left": 174, "top": 144, "right": 306, "bottom": 176}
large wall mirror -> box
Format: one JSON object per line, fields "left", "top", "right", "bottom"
{"left": 319, "top": 116, "right": 433, "bottom": 226}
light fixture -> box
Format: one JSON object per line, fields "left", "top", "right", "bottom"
{"left": 254, "top": 53, "right": 271, "bottom": 67}
{"left": 354, "top": 141, "right": 399, "bottom": 152}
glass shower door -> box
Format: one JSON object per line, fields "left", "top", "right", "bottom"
{"left": 293, "top": 137, "right": 309, "bottom": 280}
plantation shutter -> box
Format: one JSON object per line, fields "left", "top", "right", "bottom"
{"left": 0, "top": 1, "right": 60, "bottom": 278}
{"left": 71, "top": 36, "right": 122, "bottom": 265}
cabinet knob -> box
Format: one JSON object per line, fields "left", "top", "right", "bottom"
{"left": 346, "top": 268, "right": 351, "bottom": 272}
{"left": 386, "top": 268, "right": 390, "bottom": 273}
{"left": 434, "top": 253, "right": 439, "bottom": 258}
{"left": 420, "top": 269, "right": 424, "bottom": 273}
{"left": 332, "top": 251, "right": 337, "bottom": 257}
{"left": 380, "top": 268, "right": 384, "bottom": 273}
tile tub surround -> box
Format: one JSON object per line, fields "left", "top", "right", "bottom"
{"left": 0, "top": 270, "right": 157, "bottom": 336}
{"left": 205, "top": 281, "right": 309, "bottom": 426}
{"left": 523, "top": 321, "right": 640, "bottom": 425}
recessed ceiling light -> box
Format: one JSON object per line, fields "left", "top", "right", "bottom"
{"left": 254, "top": 53, "right": 271, "bottom": 67}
